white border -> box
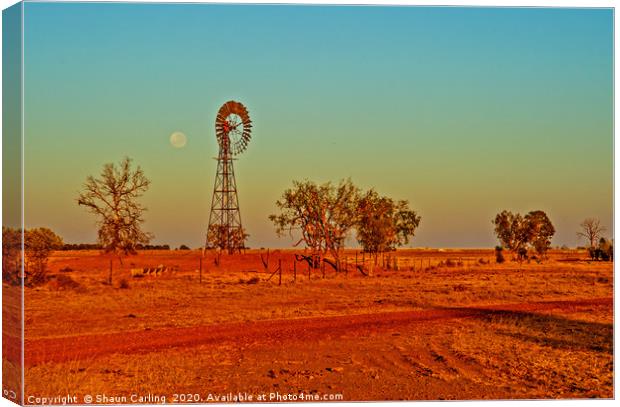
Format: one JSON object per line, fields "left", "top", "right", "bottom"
{"left": 0, "top": 1, "right": 616, "bottom": 407}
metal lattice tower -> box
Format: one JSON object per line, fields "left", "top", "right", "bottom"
{"left": 206, "top": 101, "right": 252, "bottom": 254}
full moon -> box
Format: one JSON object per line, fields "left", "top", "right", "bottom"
{"left": 169, "top": 131, "right": 187, "bottom": 148}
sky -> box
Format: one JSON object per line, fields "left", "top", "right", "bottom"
{"left": 11, "top": 2, "right": 613, "bottom": 249}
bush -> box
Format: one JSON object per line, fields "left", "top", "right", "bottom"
{"left": 119, "top": 279, "right": 130, "bottom": 289}
{"left": 590, "top": 238, "right": 614, "bottom": 261}
{"left": 2, "top": 227, "right": 22, "bottom": 284}
{"left": 588, "top": 247, "right": 597, "bottom": 260}
{"left": 24, "top": 228, "right": 63, "bottom": 286}
{"left": 4, "top": 227, "right": 65, "bottom": 287}
{"left": 495, "top": 246, "right": 505, "bottom": 264}
{"left": 49, "top": 274, "right": 81, "bottom": 291}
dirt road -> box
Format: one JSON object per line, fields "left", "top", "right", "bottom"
{"left": 20, "top": 297, "right": 611, "bottom": 367}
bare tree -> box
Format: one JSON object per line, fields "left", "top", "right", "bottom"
{"left": 77, "top": 157, "right": 152, "bottom": 284}
{"left": 577, "top": 218, "right": 606, "bottom": 248}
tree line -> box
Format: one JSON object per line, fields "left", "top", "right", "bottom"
{"left": 59, "top": 243, "right": 178, "bottom": 251}
{"left": 4, "top": 157, "right": 611, "bottom": 287}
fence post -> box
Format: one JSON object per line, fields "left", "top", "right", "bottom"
{"left": 279, "top": 259, "right": 282, "bottom": 286}
{"left": 293, "top": 259, "right": 297, "bottom": 282}
{"left": 199, "top": 256, "right": 203, "bottom": 284}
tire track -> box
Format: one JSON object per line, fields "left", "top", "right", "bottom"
{"left": 21, "top": 297, "right": 612, "bottom": 367}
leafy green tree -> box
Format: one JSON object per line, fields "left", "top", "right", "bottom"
{"left": 356, "top": 189, "right": 421, "bottom": 261}
{"left": 524, "top": 210, "right": 555, "bottom": 258}
{"left": 269, "top": 179, "right": 359, "bottom": 267}
{"left": 492, "top": 211, "right": 531, "bottom": 258}
{"left": 493, "top": 210, "right": 555, "bottom": 261}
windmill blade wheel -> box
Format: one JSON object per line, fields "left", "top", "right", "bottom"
{"left": 215, "top": 100, "right": 252, "bottom": 155}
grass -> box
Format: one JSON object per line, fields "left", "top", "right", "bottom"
{"left": 25, "top": 303, "right": 613, "bottom": 400}
{"left": 24, "top": 250, "right": 612, "bottom": 340}
{"left": 16, "top": 248, "right": 615, "bottom": 401}
{"left": 447, "top": 307, "right": 613, "bottom": 398}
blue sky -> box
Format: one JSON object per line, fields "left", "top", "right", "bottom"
{"left": 18, "top": 2, "right": 613, "bottom": 248}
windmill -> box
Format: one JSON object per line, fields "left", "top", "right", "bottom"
{"left": 205, "top": 101, "right": 253, "bottom": 254}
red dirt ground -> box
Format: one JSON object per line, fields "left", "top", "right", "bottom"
{"left": 6, "top": 249, "right": 613, "bottom": 401}
{"left": 22, "top": 297, "right": 612, "bottom": 368}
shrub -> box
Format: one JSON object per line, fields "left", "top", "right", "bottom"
{"left": 119, "top": 279, "right": 130, "bottom": 289}
{"left": 2, "top": 227, "right": 22, "bottom": 284}
{"left": 495, "top": 246, "right": 505, "bottom": 263}
{"left": 588, "top": 246, "right": 597, "bottom": 260}
{"left": 598, "top": 238, "right": 613, "bottom": 261}
{"left": 24, "top": 228, "right": 64, "bottom": 286}
{"left": 50, "top": 275, "right": 81, "bottom": 291}
{"left": 517, "top": 247, "right": 528, "bottom": 261}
